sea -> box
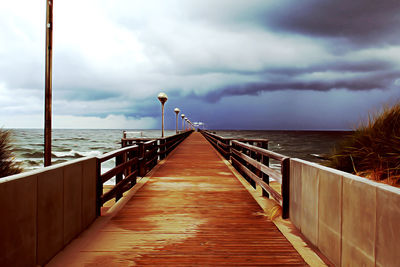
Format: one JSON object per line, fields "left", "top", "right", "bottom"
{"left": 8, "top": 129, "right": 350, "bottom": 176}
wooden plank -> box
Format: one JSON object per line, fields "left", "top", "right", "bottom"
{"left": 50, "top": 132, "right": 306, "bottom": 266}
{"left": 231, "top": 148, "right": 282, "bottom": 183}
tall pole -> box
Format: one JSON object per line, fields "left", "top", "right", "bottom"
{"left": 157, "top": 92, "right": 168, "bottom": 138}
{"left": 181, "top": 114, "right": 185, "bottom": 131}
{"left": 174, "top": 108, "right": 180, "bottom": 134}
{"left": 44, "top": 0, "right": 53, "bottom": 167}
{"left": 162, "top": 104, "right": 165, "bottom": 137}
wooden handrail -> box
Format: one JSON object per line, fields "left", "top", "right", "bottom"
{"left": 101, "top": 158, "right": 139, "bottom": 183}
{"left": 231, "top": 157, "right": 283, "bottom": 205}
{"left": 231, "top": 140, "right": 286, "bottom": 162}
{"left": 231, "top": 148, "right": 282, "bottom": 183}
{"left": 200, "top": 130, "right": 289, "bottom": 219}
{"left": 98, "top": 145, "right": 139, "bottom": 162}
{"left": 96, "top": 130, "right": 193, "bottom": 214}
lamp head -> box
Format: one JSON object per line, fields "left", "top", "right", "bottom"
{"left": 174, "top": 108, "right": 180, "bottom": 114}
{"left": 157, "top": 92, "right": 168, "bottom": 104}
{"left": 181, "top": 114, "right": 185, "bottom": 118}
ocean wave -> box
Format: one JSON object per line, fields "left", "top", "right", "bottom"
{"left": 20, "top": 150, "right": 103, "bottom": 159}
{"left": 54, "top": 137, "right": 89, "bottom": 141}
{"left": 25, "top": 160, "right": 41, "bottom": 166}
{"left": 21, "top": 151, "right": 44, "bottom": 158}
{"left": 51, "top": 146, "right": 72, "bottom": 152}
{"left": 52, "top": 150, "right": 103, "bottom": 158}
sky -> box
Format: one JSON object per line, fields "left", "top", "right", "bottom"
{"left": 1, "top": 0, "right": 400, "bottom": 130}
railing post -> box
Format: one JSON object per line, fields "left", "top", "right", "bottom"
{"left": 247, "top": 141, "right": 256, "bottom": 189}
{"left": 138, "top": 142, "right": 146, "bottom": 177}
{"left": 96, "top": 158, "right": 102, "bottom": 216}
{"left": 152, "top": 142, "right": 157, "bottom": 168}
{"left": 261, "top": 141, "right": 270, "bottom": 198}
{"left": 226, "top": 139, "right": 231, "bottom": 160}
{"left": 160, "top": 139, "right": 166, "bottom": 159}
{"left": 129, "top": 150, "right": 137, "bottom": 188}
{"left": 281, "top": 157, "right": 290, "bottom": 219}
{"left": 115, "top": 154, "right": 123, "bottom": 202}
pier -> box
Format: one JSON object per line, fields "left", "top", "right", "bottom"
{"left": 49, "top": 132, "right": 306, "bottom": 265}
{"left": 1, "top": 131, "right": 399, "bottom": 266}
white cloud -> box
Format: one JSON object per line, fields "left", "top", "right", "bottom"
{"left": 0, "top": 0, "right": 399, "bottom": 129}
{"left": 53, "top": 114, "right": 156, "bottom": 129}
{"left": 0, "top": 113, "right": 156, "bottom": 129}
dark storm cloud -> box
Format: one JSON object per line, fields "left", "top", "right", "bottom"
{"left": 204, "top": 70, "right": 400, "bottom": 102}
{"left": 261, "top": 0, "right": 400, "bottom": 47}
{"left": 2, "top": 0, "right": 400, "bottom": 129}
{"left": 214, "top": 59, "right": 396, "bottom": 78}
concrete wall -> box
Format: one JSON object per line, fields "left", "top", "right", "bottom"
{"left": 290, "top": 158, "right": 400, "bottom": 267}
{"left": 0, "top": 157, "right": 97, "bottom": 267}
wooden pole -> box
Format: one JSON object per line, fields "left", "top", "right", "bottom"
{"left": 44, "top": 0, "right": 53, "bottom": 167}
{"left": 281, "top": 157, "right": 290, "bottom": 219}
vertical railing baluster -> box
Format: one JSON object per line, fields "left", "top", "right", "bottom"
{"left": 96, "top": 158, "right": 102, "bottom": 216}
{"left": 261, "top": 141, "right": 270, "bottom": 198}
{"left": 115, "top": 153, "right": 123, "bottom": 202}
{"left": 139, "top": 142, "right": 145, "bottom": 177}
{"left": 281, "top": 157, "right": 290, "bottom": 219}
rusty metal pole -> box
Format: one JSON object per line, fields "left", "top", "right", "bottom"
{"left": 44, "top": 0, "right": 53, "bottom": 167}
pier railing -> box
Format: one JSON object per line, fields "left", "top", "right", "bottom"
{"left": 200, "top": 130, "right": 269, "bottom": 159}
{"left": 200, "top": 130, "right": 289, "bottom": 218}
{"left": 97, "top": 130, "right": 193, "bottom": 212}
{"left": 97, "top": 145, "right": 140, "bottom": 212}
{"left": 231, "top": 140, "right": 290, "bottom": 218}
{"left": 200, "top": 131, "right": 231, "bottom": 158}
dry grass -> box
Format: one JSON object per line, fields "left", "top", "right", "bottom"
{"left": 0, "top": 128, "right": 22, "bottom": 178}
{"left": 327, "top": 102, "right": 400, "bottom": 187}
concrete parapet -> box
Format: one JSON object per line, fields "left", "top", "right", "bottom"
{"left": 300, "top": 163, "right": 319, "bottom": 245}
{"left": 375, "top": 184, "right": 400, "bottom": 267}
{"left": 0, "top": 157, "right": 97, "bottom": 266}
{"left": 290, "top": 158, "right": 400, "bottom": 267}
{"left": 318, "top": 168, "right": 342, "bottom": 266}
{"left": 37, "top": 167, "right": 64, "bottom": 264}
{"left": 0, "top": 174, "right": 37, "bottom": 267}
{"left": 289, "top": 159, "right": 302, "bottom": 229}
{"left": 81, "top": 158, "right": 97, "bottom": 229}
{"left": 342, "top": 174, "right": 376, "bottom": 266}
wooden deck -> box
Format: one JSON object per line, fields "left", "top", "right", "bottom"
{"left": 50, "top": 132, "right": 307, "bottom": 266}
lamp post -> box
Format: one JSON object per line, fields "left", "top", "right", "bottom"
{"left": 157, "top": 92, "right": 168, "bottom": 137}
{"left": 174, "top": 108, "right": 180, "bottom": 134}
{"left": 44, "top": 0, "right": 53, "bottom": 167}
{"left": 185, "top": 118, "right": 188, "bottom": 131}
{"left": 181, "top": 114, "right": 185, "bottom": 131}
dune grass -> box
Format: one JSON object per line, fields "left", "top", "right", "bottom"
{"left": 0, "top": 128, "right": 22, "bottom": 178}
{"left": 328, "top": 102, "right": 400, "bottom": 187}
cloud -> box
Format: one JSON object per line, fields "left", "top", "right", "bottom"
{"left": 1, "top": 0, "right": 400, "bottom": 129}
{"left": 260, "top": 0, "right": 400, "bottom": 47}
